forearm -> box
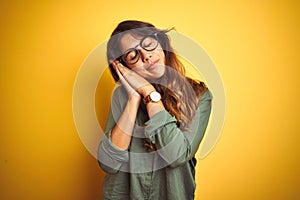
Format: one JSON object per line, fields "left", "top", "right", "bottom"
{"left": 111, "top": 96, "right": 140, "bottom": 150}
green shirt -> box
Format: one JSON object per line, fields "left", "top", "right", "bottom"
{"left": 98, "top": 86, "right": 212, "bottom": 200}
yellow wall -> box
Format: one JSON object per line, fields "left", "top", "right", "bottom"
{"left": 0, "top": 0, "right": 299, "bottom": 199}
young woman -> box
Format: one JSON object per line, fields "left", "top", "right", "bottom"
{"left": 98, "top": 20, "right": 212, "bottom": 200}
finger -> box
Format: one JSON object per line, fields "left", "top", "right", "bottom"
{"left": 111, "top": 60, "right": 120, "bottom": 70}
{"left": 116, "top": 66, "right": 138, "bottom": 96}
{"left": 115, "top": 65, "right": 125, "bottom": 81}
{"left": 116, "top": 66, "right": 131, "bottom": 88}
{"left": 116, "top": 63, "right": 129, "bottom": 75}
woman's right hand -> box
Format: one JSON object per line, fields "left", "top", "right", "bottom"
{"left": 114, "top": 62, "right": 155, "bottom": 97}
{"left": 111, "top": 61, "right": 142, "bottom": 102}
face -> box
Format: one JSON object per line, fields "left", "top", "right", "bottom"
{"left": 119, "top": 33, "right": 166, "bottom": 80}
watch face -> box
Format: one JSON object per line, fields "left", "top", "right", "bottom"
{"left": 150, "top": 91, "right": 161, "bottom": 102}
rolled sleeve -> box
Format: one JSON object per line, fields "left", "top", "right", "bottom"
{"left": 98, "top": 131, "right": 129, "bottom": 174}
{"left": 144, "top": 110, "right": 177, "bottom": 144}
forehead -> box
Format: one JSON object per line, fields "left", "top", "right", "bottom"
{"left": 119, "top": 33, "right": 143, "bottom": 52}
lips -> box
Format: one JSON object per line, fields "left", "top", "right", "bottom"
{"left": 146, "top": 60, "right": 159, "bottom": 70}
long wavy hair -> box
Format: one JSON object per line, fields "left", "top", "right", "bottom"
{"left": 107, "top": 20, "right": 206, "bottom": 150}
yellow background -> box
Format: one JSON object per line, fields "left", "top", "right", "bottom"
{"left": 0, "top": 0, "right": 299, "bottom": 199}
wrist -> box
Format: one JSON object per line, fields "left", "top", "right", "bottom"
{"left": 128, "top": 94, "right": 141, "bottom": 106}
{"left": 140, "top": 84, "right": 156, "bottom": 97}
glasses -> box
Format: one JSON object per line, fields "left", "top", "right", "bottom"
{"left": 118, "top": 33, "right": 159, "bottom": 65}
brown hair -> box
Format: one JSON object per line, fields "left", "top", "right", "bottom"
{"left": 107, "top": 20, "right": 207, "bottom": 149}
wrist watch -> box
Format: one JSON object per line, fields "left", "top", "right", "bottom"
{"left": 143, "top": 91, "right": 161, "bottom": 104}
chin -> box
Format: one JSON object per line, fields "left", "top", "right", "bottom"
{"left": 154, "top": 68, "right": 166, "bottom": 78}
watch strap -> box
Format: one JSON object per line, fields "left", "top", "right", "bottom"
{"left": 143, "top": 94, "right": 152, "bottom": 104}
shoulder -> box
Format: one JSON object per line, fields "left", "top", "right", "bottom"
{"left": 112, "top": 85, "right": 128, "bottom": 99}
{"left": 199, "top": 88, "right": 213, "bottom": 101}
{"left": 111, "top": 85, "right": 129, "bottom": 106}
{"left": 187, "top": 78, "right": 212, "bottom": 103}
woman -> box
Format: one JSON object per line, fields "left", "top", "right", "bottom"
{"left": 98, "top": 20, "right": 212, "bottom": 200}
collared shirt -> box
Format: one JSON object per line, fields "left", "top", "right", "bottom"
{"left": 98, "top": 86, "right": 212, "bottom": 200}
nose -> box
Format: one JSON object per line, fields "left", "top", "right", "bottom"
{"left": 139, "top": 48, "right": 152, "bottom": 62}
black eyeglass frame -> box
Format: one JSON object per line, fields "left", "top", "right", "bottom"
{"left": 118, "top": 33, "right": 159, "bottom": 65}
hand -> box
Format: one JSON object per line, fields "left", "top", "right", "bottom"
{"left": 111, "top": 61, "right": 141, "bottom": 101}
{"left": 112, "top": 61, "right": 165, "bottom": 119}
{"left": 113, "top": 62, "right": 155, "bottom": 97}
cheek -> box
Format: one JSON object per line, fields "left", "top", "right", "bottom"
{"left": 126, "top": 61, "right": 140, "bottom": 69}
{"left": 161, "top": 54, "right": 166, "bottom": 65}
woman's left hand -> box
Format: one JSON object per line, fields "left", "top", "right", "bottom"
{"left": 116, "top": 64, "right": 155, "bottom": 97}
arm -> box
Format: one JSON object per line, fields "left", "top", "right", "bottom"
{"left": 97, "top": 87, "right": 132, "bottom": 174}
{"left": 110, "top": 63, "right": 142, "bottom": 150}
{"left": 98, "top": 63, "right": 141, "bottom": 173}
{"left": 144, "top": 89, "right": 212, "bottom": 167}
{"left": 98, "top": 84, "right": 143, "bottom": 173}
{"left": 110, "top": 95, "right": 140, "bottom": 150}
